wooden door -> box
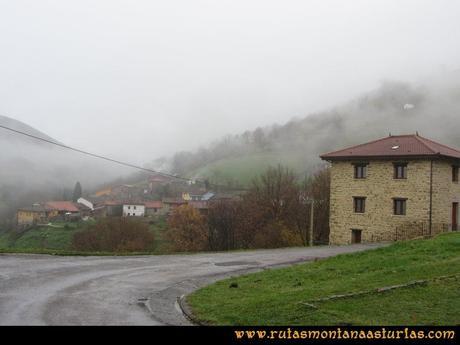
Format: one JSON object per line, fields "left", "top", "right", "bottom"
{"left": 351, "top": 229, "right": 362, "bottom": 244}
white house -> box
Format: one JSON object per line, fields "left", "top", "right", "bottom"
{"left": 123, "top": 204, "right": 145, "bottom": 217}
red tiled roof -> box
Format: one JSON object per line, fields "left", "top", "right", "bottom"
{"left": 320, "top": 134, "right": 460, "bottom": 160}
{"left": 45, "top": 201, "right": 80, "bottom": 212}
{"left": 144, "top": 201, "right": 163, "bottom": 209}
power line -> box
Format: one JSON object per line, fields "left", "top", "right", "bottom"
{"left": 0, "top": 123, "right": 246, "bottom": 191}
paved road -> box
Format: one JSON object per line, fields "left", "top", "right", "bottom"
{"left": 0, "top": 244, "right": 381, "bottom": 325}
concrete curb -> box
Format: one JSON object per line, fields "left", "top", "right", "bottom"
{"left": 177, "top": 295, "right": 204, "bottom": 326}
{"left": 145, "top": 243, "right": 386, "bottom": 325}
{"left": 146, "top": 260, "right": 312, "bottom": 325}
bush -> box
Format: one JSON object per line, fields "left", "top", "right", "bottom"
{"left": 166, "top": 205, "right": 209, "bottom": 252}
{"left": 72, "top": 218, "right": 154, "bottom": 252}
{"left": 252, "top": 221, "right": 303, "bottom": 249}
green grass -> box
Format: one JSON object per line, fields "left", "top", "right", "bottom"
{"left": 149, "top": 217, "right": 171, "bottom": 254}
{"left": 0, "top": 221, "right": 91, "bottom": 251}
{"left": 187, "top": 232, "right": 460, "bottom": 325}
{"left": 189, "top": 150, "right": 312, "bottom": 186}
{"left": 0, "top": 217, "right": 173, "bottom": 255}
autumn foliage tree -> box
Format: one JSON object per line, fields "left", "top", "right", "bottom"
{"left": 166, "top": 204, "right": 209, "bottom": 252}
{"left": 205, "top": 165, "right": 331, "bottom": 251}
{"left": 72, "top": 217, "right": 154, "bottom": 252}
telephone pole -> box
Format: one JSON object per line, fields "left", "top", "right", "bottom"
{"left": 309, "top": 199, "right": 315, "bottom": 247}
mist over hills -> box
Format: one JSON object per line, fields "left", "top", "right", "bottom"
{"left": 1, "top": 71, "right": 460, "bottom": 225}
{"left": 165, "top": 72, "right": 460, "bottom": 186}
{"left": 0, "top": 115, "right": 133, "bottom": 224}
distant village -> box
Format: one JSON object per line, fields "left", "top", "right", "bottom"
{"left": 16, "top": 173, "right": 239, "bottom": 228}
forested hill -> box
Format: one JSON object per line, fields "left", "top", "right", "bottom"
{"left": 162, "top": 74, "right": 460, "bottom": 187}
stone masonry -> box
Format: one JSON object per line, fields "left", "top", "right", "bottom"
{"left": 329, "top": 159, "right": 459, "bottom": 244}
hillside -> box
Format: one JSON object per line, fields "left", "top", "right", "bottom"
{"left": 3, "top": 72, "right": 460, "bottom": 223}
{"left": 0, "top": 115, "right": 132, "bottom": 226}
{"left": 0, "top": 115, "right": 59, "bottom": 144}
{"left": 0, "top": 218, "right": 169, "bottom": 255}
{"left": 166, "top": 74, "right": 460, "bottom": 186}
{"left": 188, "top": 232, "right": 460, "bottom": 325}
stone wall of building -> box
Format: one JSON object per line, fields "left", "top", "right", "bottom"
{"left": 329, "top": 159, "right": 433, "bottom": 245}
{"left": 432, "top": 160, "right": 460, "bottom": 230}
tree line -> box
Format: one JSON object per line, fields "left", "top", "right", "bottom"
{"left": 166, "top": 165, "right": 330, "bottom": 252}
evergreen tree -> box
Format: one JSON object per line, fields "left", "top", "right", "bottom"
{"left": 72, "top": 182, "right": 82, "bottom": 202}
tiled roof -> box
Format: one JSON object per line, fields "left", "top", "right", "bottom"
{"left": 45, "top": 201, "right": 80, "bottom": 212}
{"left": 320, "top": 134, "right": 460, "bottom": 160}
{"left": 18, "top": 206, "right": 48, "bottom": 213}
{"left": 144, "top": 201, "right": 163, "bottom": 209}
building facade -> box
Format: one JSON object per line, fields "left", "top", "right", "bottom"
{"left": 122, "top": 204, "right": 145, "bottom": 217}
{"left": 17, "top": 206, "right": 49, "bottom": 226}
{"left": 321, "top": 134, "right": 460, "bottom": 245}
{"left": 144, "top": 201, "right": 167, "bottom": 217}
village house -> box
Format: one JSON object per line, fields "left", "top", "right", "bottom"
{"left": 45, "top": 201, "right": 80, "bottom": 215}
{"left": 162, "top": 198, "right": 187, "bottom": 214}
{"left": 93, "top": 184, "right": 141, "bottom": 201}
{"left": 148, "top": 173, "right": 176, "bottom": 190}
{"left": 45, "top": 201, "right": 81, "bottom": 221}
{"left": 122, "top": 203, "right": 145, "bottom": 217}
{"left": 16, "top": 204, "right": 49, "bottom": 227}
{"left": 17, "top": 201, "right": 80, "bottom": 226}
{"left": 321, "top": 134, "right": 460, "bottom": 245}
{"left": 144, "top": 201, "right": 167, "bottom": 217}
{"left": 96, "top": 200, "right": 123, "bottom": 217}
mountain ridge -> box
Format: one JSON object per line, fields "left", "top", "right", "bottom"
{"left": 164, "top": 77, "right": 460, "bottom": 186}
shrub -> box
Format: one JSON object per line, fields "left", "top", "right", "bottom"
{"left": 72, "top": 217, "right": 154, "bottom": 252}
{"left": 166, "top": 205, "right": 209, "bottom": 252}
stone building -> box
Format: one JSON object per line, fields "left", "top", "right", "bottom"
{"left": 320, "top": 134, "right": 460, "bottom": 245}
{"left": 17, "top": 205, "right": 54, "bottom": 226}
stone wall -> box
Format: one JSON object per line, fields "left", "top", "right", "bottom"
{"left": 432, "top": 160, "right": 460, "bottom": 229}
{"left": 329, "top": 159, "right": 433, "bottom": 245}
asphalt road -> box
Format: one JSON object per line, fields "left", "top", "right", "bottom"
{"left": 0, "top": 244, "right": 381, "bottom": 325}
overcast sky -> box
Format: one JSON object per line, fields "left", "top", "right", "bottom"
{"left": 1, "top": 0, "right": 459, "bottom": 163}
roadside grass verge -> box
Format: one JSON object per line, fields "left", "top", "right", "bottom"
{"left": 0, "top": 217, "right": 171, "bottom": 255}
{"left": 187, "top": 232, "right": 460, "bottom": 325}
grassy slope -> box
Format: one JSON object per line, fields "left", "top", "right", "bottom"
{"left": 0, "top": 218, "right": 170, "bottom": 255}
{"left": 0, "top": 222, "right": 90, "bottom": 251}
{"left": 187, "top": 232, "right": 460, "bottom": 325}
{"left": 189, "top": 150, "right": 313, "bottom": 186}
{"left": 149, "top": 217, "right": 170, "bottom": 254}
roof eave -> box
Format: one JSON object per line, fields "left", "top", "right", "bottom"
{"left": 319, "top": 153, "right": 460, "bottom": 162}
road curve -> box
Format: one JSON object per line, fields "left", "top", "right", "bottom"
{"left": 0, "top": 244, "right": 382, "bottom": 325}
